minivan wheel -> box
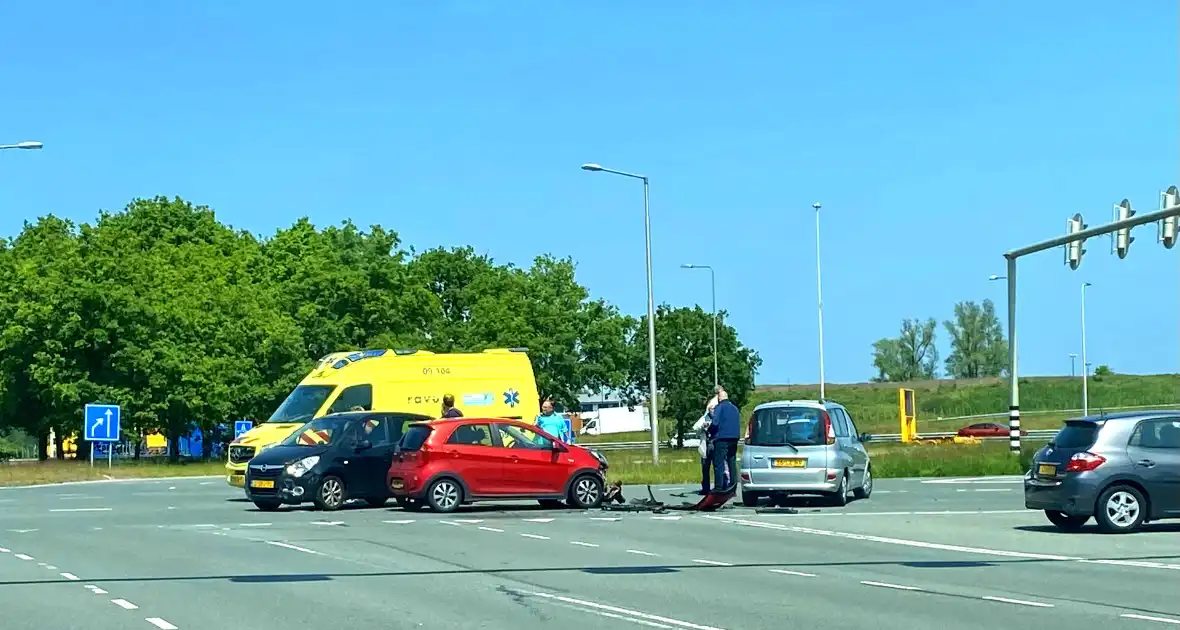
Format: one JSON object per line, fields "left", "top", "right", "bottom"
{"left": 1045, "top": 510, "right": 1088, "bottom": 531}
{"left": 829, "top": 473, "right": 849, "bottom": 507}
{"left": 568, "top": 475, "right": 604, "bottom": 509}
{"left": 853, "top": 467, "right": 873, "bottom": 500}
{"left": 1095, "top": 485, "right": 1146, "bottom": 534}
{"left": 426, "top": 478, "right": 463, "bottom": 513}
{"left": 314, "top": 476, "right": 346, "bottom": 511}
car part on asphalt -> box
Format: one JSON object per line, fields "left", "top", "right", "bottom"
{"left": 599, "top": 484, "right": 736, "bottom": 513}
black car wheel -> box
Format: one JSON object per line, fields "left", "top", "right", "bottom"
{"left": 567, "top": 474, "right": 604, "bottom": 509}
{"left": 252, "top": 499, "right": 282, "bottom": 512}
{"left": 426, "top": 478, "right": 463, "bottom": 513}
{"left": 1045, "top": 510, "right": 1088, "bottom": 531}
{"left": 829, "top": 472, "right": 849, "bottom": 507}
{"left": 314, "top": 475, "right": 346, "bottom": 511}
{"left": 1095, "top": 484, "right": 1147, "bottom": 534}
{"left": 853, "top": 467, "right": 873, "bottom": 500}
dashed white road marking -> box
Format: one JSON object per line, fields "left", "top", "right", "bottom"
{"left": 590, "top": 517, "right": 622, "bottom": 521}
{"left": 49, "top": 507, "right": 112, "bottom": 512}
{"left": 1122, "top": 613, "right": 1180, "bottom": 625}
{"left": 439, "top": 520, "right": 463, "bottom": 527}
{"left": 85, "top": 585, "right": 107, "bottom": 594}
{"left": 266, "top": 541, "right": 319, "bottom": 555}
{"left": 774, "top": 509, "right": 1027, "bottom": 518}
{"left": 570, "top": 541, "right": 600, "bottom": 548}
{"left": 521, "top": 533, "right": 550, "bottom": 540}
{"left": 770, "top": 569, "right": 816, "bottom": 577}
{"left": 45, "top": 565, "right": 57, "bottom": 570}
{"left": 382, "top": 520, "right": 415, "bottom": 524}
{"left": 523, "top": 518, "right": 555, "bottom": 523}
{"left": 14, "top": 553, "right": 33, "bottom": 561}
{"left": 454, "top": 519, "right": 483, "bottom": 524}
{"left": 240, "top": 523, "right": 271, "bottom": 527}
{"left": 111, "top": 598, "right": 139, "bottom": 610}
{"left": 530, "top": 591, "right": 725, "bottom": 630}
{"left": 691, "top": 559, "right": 731, "bottom": 566}
{"left": 651, "top": 516, "right": 681, "bottom": 521}
{"left": 551, "top": 601, "right": 673, "bottom": 628}
{"left": 982, "top": 596, "right": 1053, "bottom": 608}
{"left": 192, "top": 524, "right": 217, "bottom": 529}
{"left": 478, "top": 526, "right": 505, "bottom": 533}
{"left": 60, "top": 572, "right": 80, "bottom": 581}
{"left": 310, "top": 520, "right": 344, "bottom": 526}
{"left": 146, "top": 618, "right": 179, "bottom": 630}
{"left": 627, "top": 549, "right": 658, "bottom": 557}
{"left": 199, "top": 481, "right": 215, "bottom": 485}
{"left": 861, "top": 580, "right": 922, "bottom": 591}
{"left": 0, "top": 547, "right": 8, "bottom": 553}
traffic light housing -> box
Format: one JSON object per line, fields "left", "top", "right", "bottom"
{"left": 1065, "top": 213, "right": 1086, "bottom": 269}
{"left": 1112, "top": 199, "right": 1135, "bottom": 258}
{"left": 1160, "top": 186, "right": 1179, "bottom": 249}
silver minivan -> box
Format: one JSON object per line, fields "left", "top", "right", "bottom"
{"left": 739, "top": 400, "right": 872, "bottom": 507}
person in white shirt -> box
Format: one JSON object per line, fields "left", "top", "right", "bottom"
{"left": 692, "top": 396, "right": 719, "bottom": 495}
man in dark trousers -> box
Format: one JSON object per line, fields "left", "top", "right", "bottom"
{"left": 707, "top": 386, "right": 740, "bottom": 493}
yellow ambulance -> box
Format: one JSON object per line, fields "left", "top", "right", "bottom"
{"left": 225, "top": 347, "right": 541, "bottom": 488}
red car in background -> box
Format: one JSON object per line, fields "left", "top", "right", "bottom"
{"left": 957, "top": 422, "right": 1028, "bottom": 438}
{"left": 387, "top": 417, "right": 609, "bottom": 513}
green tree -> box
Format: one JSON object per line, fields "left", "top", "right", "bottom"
{"left": 871, "top": 318, "right": 939, "bottom": 382}
{"left": 943, "top": 299, "right": 1007, "bottom": 379}
{"left": 626, "top": 305, "right": 762, "bottom": 444}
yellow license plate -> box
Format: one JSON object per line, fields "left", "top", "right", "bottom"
{"left": 772, "top": 458, "right": 806, "bottom": 468}
{"left": 1038, "top": 464, "right": 1056, "bottom": 476}
{"left": 250, "top": 479, "right": 275, "bottom": 489}
{"left": 390, "top": 479, "right": 405, "bottom": 489}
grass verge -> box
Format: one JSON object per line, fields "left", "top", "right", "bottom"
{"left": 0, "top": 459, "right": 226, "bottom": 487}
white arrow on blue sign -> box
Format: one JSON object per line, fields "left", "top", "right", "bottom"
{"left": 83, "top": 404, "right": 121, "bottom": 442}
{"left": 234, "top": 420, "right": 254, "bottom": 438}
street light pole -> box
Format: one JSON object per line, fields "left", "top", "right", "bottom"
{"left": 681, "top": 264, "right": 718, "bottom": 387}
{"left": 813, "top": 202, "right": 826, "bottom": 400}
{"left": 0, "top": 141, "right": 43, "bottom": 151}
{"left": 1081, "top": 282, "right": 1092, "bottom": 415}
{"left": 582, "top": 163, "right": 661, "bottom": 464}
{"left": 1069, "top": 353, "right": 1078, "bottom": 377}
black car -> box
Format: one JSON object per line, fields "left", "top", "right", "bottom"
{"left": 244, "top": 411, "right": 430, "bottom": 511}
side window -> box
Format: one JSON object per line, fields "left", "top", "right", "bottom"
{"left": 1130, "top": 419, "right": 1180, "bottom": 449}
{"left": 385, "top": 414, "right": 432, "bottom": 444}
{"left": 842, "top": 409, "right": 860, "bottom": 439}
{"left": 328, "top": 384, "right": 373, "bottom": 414}
{"left": 359, "top": 416, "right": 391, "bottom": 446}
{"left": 495, "top": 424, "right": 553, "bottom": 450}
{"left": 447, "top": 423, "right": 494, "bottom": 446}
{"left": 831, "top": 409, "right": 850, "bottom": 438}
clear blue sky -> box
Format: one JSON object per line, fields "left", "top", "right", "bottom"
{"left": 1, "top": 2, "right": 1176, "bottom": 386}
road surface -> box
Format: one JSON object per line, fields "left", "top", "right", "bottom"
{"left": 1, "top": 475, "right": 1178, "bottom": 629}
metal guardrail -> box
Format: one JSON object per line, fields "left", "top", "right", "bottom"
{"left": 585, "top": 429, "right": 1060, "bottom": 451}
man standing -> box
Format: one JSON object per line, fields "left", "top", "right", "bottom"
{"left": 441, "top": 394, "right": 463, "bottom": 418}
{"left": 708, "top": 386, "right": 740, "bottom": 493}
{"left": 535, "top": 398, "right": 570, "bottom": 443}
{"left": 691, "top": 396, "right": 718, "bottom": 495}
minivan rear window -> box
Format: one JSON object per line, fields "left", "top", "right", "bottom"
{"left": 749, "top": 407, "right": 824, "bottom": 446}
{"left": 399, "top": 426, "right": 432, "bottom": 451}
{"left": 1053, "top": 421, "right": 1100, "bottom": 449}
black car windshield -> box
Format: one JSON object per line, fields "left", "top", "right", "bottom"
{"left": 268, "top": 385, "right": 337, "bottom": 424}
{"left": 280, "top": 416, "right": 353, "bottom": 447}
{"left": 750, "top": 407, "right": 824, "bottom": 446}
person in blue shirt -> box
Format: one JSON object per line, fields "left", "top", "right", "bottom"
{"left": 707, "top": 386, "right": 741, "bottom": 492}
{"left": 534, "top": 398, "right": 570, "bottom": 443}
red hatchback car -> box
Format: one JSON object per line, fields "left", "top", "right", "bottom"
{"left": 386, "top": 417, "right": 609, "bottom": 513}
{"left": 957, "top": 422, "right": 1029, "bottom": 438}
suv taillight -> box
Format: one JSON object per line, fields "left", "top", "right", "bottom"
{"left": 821, "top": 410, "right": 836, "bottom": 445}
{"left": 1065, "top": 452, "right": 1106, "bottom": 472}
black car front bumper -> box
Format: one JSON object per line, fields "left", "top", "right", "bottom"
{"left": 245, "top": 469, "right": 323, "bottom": 505}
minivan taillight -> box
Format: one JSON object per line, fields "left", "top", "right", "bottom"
{"left": 1065, "top": 452, "right": 1106, "bottom": 472}
{"left": 821, "top": 410, "right": 836, "bottom": 445}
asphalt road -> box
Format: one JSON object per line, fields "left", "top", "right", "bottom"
{"left": 2, "top": 475, "right": 1179, "bottom": 629}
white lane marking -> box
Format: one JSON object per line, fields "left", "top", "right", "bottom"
{"left": 111, "top": 598, "right": 139, "bottom": 610}
{"left": 982, "top": 596, "right": 1053, "bottom": 608}
{"left": 521, "top": 533, "right": 550, "bottom": 540}
{"left": 523, "top": 518, "right": 555, "bottom": 523}
{"left": 530, "top": 591, "right": 725, "bottom": 630}
{"left": 651, "top": 516, "right": 681, "bottom": 521}
{"left": 45, "top": 565, "right": 57, "bottom": 570}
{"left": 167, "top": 507, "right": 176, "bottom": 510}
{"left": 266, "top": 541, "right": 319, "bottom": 555}
{"left": 972, "top": 488, "right": 1012, "bottom": 493}
{"left": 1079, "top": 559, "right": 1180, "bottom": 571}
{"left": 861, "top": 580, "right": 922, "bottom": 591}
{"left": 0, "top": 547, "right": 8, "bottom": 553}
{"left": 240, "top": 523, "right": 271, "bottom": 527}
{"left": 770, "top": 569, "right": 816, "bottom": 577}
{"left": 14, "top": 553, "right": 33, "bottom": 560}
{"left": 478, "top": 526, "right": 505, "bottom": 533}
{"left": 146, "top": 618, "right": 179, "bottom": 630}
{"left": 200, "top": 481, "right": 215, "bottom": 485}
{"left": 590, "top": 517, "right": 622, "bottom": 521}
{"left": 552, "top": 601, "right": 673, "bottom": 628}
{"left": 168, "top": 486, "right": 176, "bottom": 490}
{"left": 571, "top": 541, "right": 600, "bottom": 547}
{"left": 627, "top": 549, "right": 658, "bottom": 557}
{"left": 439, "top": 520, "right": 464, "bottom": 527}
{"left": 192, "top": 524, "right": 217, "bottom": 529}
{"left": 454, "top": 519, "right": 483, "bottom": 524}
{"left": 85, "top": 585, "right": 108, "bottom": 594}
{"left": 382, "top": 520, "right": 415, "bottom": 524}
{"left": 1122, "top": 613, "right": 1180, "bottom": 625}
{"left": 772, "top": 509, "right": 1028, "bottom": 518}
{"left": 37, "top": 562, "right": 46, "bottom": 566}
{"left": 691, "top": 559, "right": 732, "bottom": 566}
{"left": 8, "top": 529, "right": 38, "bottom": 533}
{"left": 310, "top": 521, "right": 344, "bottom": 526}
{"left": 60, "top": 572, "right": 80, "bottom": 581}
{"left": 49, "top": 507, "right": 112, "bottom": 512}
{"left": 921, "top": 477, "right": 1023, "bottom": 484}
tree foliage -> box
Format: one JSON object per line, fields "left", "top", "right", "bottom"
{"left": 871, "top": 318, "right": 939, "bottom": 382}
{"left": 943, "top": 300, "right": 1007, "bottom": 379}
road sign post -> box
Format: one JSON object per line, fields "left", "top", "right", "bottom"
{"left": 83, "top": 404, "right": 122, "bottom": 469}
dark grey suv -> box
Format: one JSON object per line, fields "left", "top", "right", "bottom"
{"left": 1024, "top": 411, "right": 1180, "bottom": 533}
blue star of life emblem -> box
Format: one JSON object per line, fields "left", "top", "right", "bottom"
{"left": 504, "top": 389, "right": 520, "bottom": 407}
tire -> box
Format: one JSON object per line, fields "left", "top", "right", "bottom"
{"left": 425, "top": 478, "right": 463, "bottom": 513}
{"left": 314, "top": 475, "right": 346, "bottom": 511}
{"left": 829, "top": 472, "right": 849, "bottom": 507}
{"left": 567, "top": 474, "right": 604, "bottom": 509}
{"left": 365, "top": 497, "right": 389, "bottom": 508}
{"left": 252, "top": 499, "right": 282, "bottom": 512}
{"left": 853, "top": 467, "right": 873, "bottom": 500}
{"left": 538, "top": 499, "right": 566, "bottom": 509}
{"left": 741, "top": 490, "right": 761, "bottom": 507}
{"left": 1045, "top": 510, "right": 1088, "bottom": 531}
{"left": 1095, "top": 484, "right": 1146, "bottom": 534}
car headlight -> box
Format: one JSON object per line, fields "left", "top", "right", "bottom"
{"left": 286, "top": 456, "right": 320, "bottom": 478}
{"left": 590, "top": 449, "right": 608, "bottom": 469}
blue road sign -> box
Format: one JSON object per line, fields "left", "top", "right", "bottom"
{"left": 234, "top": 420, "right": 254, "bottom": 439}
{"left": 83, "top": 404, "right": 121, "bottom": 442}
{"left": 563, "top": 418, "right": 574, "bottom": 443}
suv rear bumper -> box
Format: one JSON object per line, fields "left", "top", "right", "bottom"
{"left": 1023, "top": 474, "right": 1100, "bottom": 516}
